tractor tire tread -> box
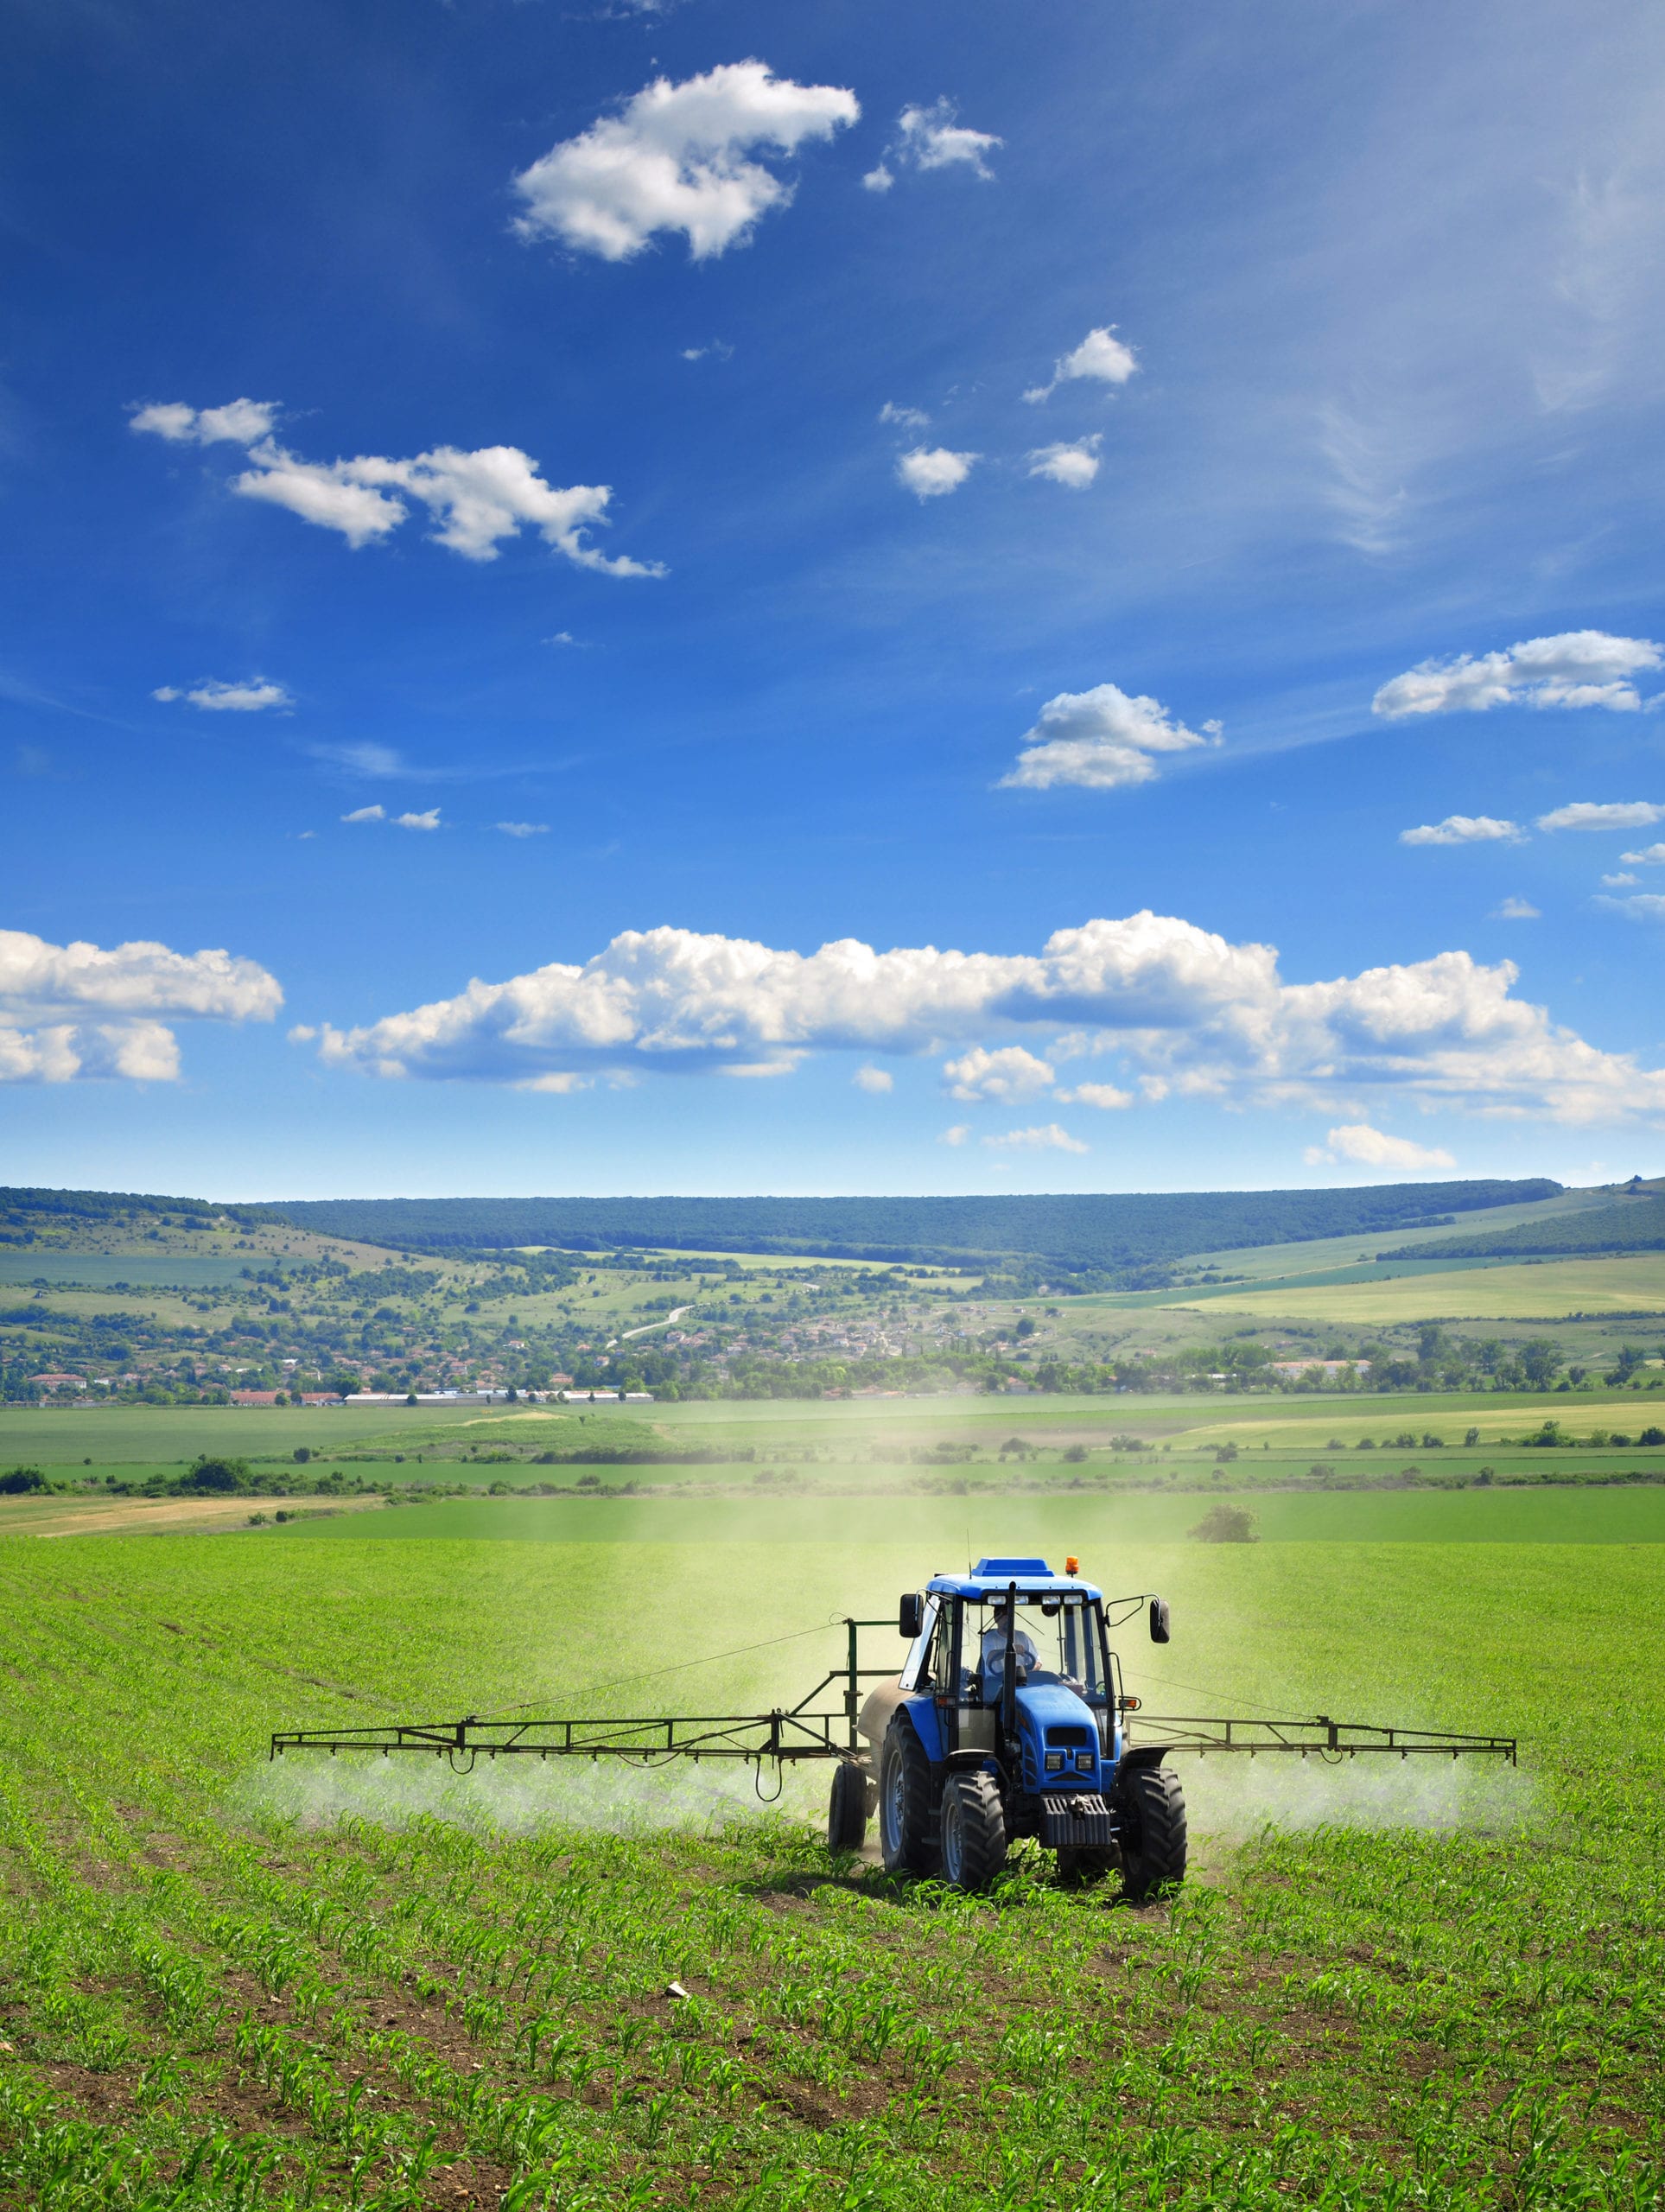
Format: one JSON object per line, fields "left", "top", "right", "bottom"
{"left": 1115, "top": 1764, "right": 1188, "bottom": 1901}
{"left": 939, "top": 1770, "right": 1008, "bottom": 1891}
{"left": 879, "top": 1719, "right": 940, "bottom": 1876}
{"left": 827, "top": 1760, "right": 868, "bottom": 1853}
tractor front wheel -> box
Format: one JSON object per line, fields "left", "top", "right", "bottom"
{"left": 939, "top": 1770, "right": 1007, "bottom": 1891}
{"left": 1114, "top": 1763, "right": 1187, "bottom": 1900}
{"left": 827, "top": 1760, "right": 868, "bottom": 1853}
{"left": 879, "top": 1721, "right": 939, "bottom": 1876}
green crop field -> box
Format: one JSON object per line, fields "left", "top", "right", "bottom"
{"left": 277, "top": 1484, "right": 1665, "bottom": 1546}
{"left": 1, "top": 1501, "right": 1661, "bottom": 2210}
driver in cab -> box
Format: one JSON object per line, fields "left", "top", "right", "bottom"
{"left": 979, "top": 1599, "right": 1039, "bottom": 1700}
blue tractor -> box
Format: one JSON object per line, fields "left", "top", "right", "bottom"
{"left": 833, "top": 1555, "right": 1184, "bottom": 1895}
{"left": 272, "top": 1549, "right": 1515, "bottom": 1892}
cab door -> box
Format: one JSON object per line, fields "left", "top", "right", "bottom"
{"left": 928, "top": 1596, "right": 964, "bottom": 1755}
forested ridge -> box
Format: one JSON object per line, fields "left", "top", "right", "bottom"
{"left": 270, "top": 1182, "right": 1560, "bottom": 1282}
{"left": 1395, "top": 1193, "right": 1665, "bottom": 1261}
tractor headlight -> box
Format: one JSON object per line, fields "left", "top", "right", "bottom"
{"left": 1044, "top": 1751, "right": 1064, "bottom": 1773}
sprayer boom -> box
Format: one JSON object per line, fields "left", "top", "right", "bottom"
{"left": 269, "top": 1579, "right": 1518, "bottom": 1892}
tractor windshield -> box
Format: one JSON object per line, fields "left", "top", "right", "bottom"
{"left": 967, "top": 1594, "right": 1109, "bottom": 1706}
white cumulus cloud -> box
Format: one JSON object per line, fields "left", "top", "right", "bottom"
{"left": 853, "top": 1065, "right": 893, "bottom": 1094}
{"left": 0, "top": 927, "right": 281, "bottom": 1084}
{"left": 941, "top": 1045, "right": 1055, "bottom": 1103}
{"left": 1399, "top": 815, "right": 1522, "bottom": 847}
{"left": 983, "top": 1122, "right": 1089, "bottom": 1155}
{"left": 301, "top": 909, "right": 1665, "bottom": 1128}
{"left": 1054, "top": 1081, "right": 1133, "bottom": 1109}
{"left": 1026, "top": 435, "right": 1102, "bottom": 489}
{"left": 134, "top": 401, "right": 661, "bottom": 576}
{"left": 1000, "top": 683, "right": 1221, "bottom": 791}
{"left": 130, "top": 397, "right": 277, "bottom": 446}
{"left": 511, "top": 61, "right": 858, "bottom": 263}
{"left": 1024, "top": 326, "right": 1140, "bottom": 404}
{"left": 1538, "top": 800, "right": 1664, "bottom": 832}
{"left": 896, "top": 446, "right": 977, "bottom": 499}
{"left": 867, "top": 99, "right": 1001, "bottom": 190}
{"left": 154, "top": 677, "right": 292, "bottom": 714}
{"left": 1304, "top": 1123, "right": 1456, "bottom": 1172}
{"left": 1372, "top": 632, "right": 1662, "bottom": 719}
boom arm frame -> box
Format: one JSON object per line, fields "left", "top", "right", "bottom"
{"left": 268, "top": 1618, "right": 1517, "bottom": 1770}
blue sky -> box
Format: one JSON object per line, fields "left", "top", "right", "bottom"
{"left": 3, "top": 0, "right": 1664, "bottom": 1200}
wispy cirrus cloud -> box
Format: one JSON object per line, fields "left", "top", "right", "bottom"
{"left": 512, "top": 61, "right": 857, "bottom": 262}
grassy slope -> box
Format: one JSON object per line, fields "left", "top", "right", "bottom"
{"left": 0, "top": 1531, "right": 1659, "bottom": 2209}
{"left": 1169, "top": 1255, "right": 1665, "bottom": 1322}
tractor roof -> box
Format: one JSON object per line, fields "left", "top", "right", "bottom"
{"left": 925, "top": 1557, "right": 1103, "bottom": 1601}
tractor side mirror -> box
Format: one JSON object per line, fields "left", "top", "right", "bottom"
{"left": 1149, "top": 1597, "right": 1172, "bottom": 1645}
{"left": 899, "top": 1592, "right": 925, "bottom": 1641}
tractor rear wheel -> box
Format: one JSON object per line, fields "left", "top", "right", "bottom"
{"left": 878, "top": 1720, "right": 939, "bottom": 1876}
{"left": 939, "top": 1770, "right": 1007, "bottom": 1891}
{"left": 1114, "top": 1764, "right": 1187, "bottom": 1900}
{"left": 827, "top": 1760, "right": 868, "bottom": 1853}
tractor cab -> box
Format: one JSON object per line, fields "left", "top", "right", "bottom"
{"left": 850, "top": 1554, "right": 1185, "bottom": 1894}
{"left": 898, "top": 1558, "right": 1121, "bottom": 1781}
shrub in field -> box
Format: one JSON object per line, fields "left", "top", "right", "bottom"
{"left": 181, "top": 1456, "right": 250, "bottom": 1493}
{"left": 1188, "top": 1501, "right": 1258, "bottom": 1542}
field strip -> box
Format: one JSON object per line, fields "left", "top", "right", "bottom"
{"left": 0, "top": 1494, "right": 384, "bottom": 1539}
{"left": 1165, "top": 1255, "right": 1665, "bottom": 1321}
